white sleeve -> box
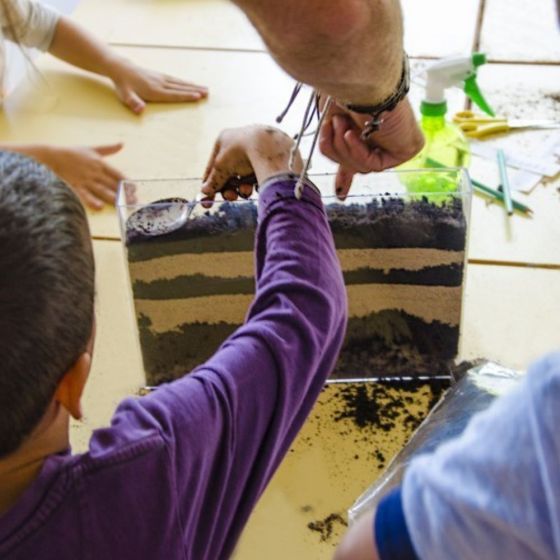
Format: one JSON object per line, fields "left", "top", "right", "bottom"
{"left": 1, "top": 0, "right": 60, "bottom": 51}
{"left": 402, "top": 352, "right": 560, "bottom": 560}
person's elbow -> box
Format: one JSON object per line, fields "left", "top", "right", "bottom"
{"left": 311, "top": 0, "right": 368, "bottom": 44}
{"left": 257, "top": 0, "right": 366, "bottom": 74}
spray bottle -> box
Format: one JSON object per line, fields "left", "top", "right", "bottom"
{"left": 401, "top": 53, "right": 494, "bottom": 194}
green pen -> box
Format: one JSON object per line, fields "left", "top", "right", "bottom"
{"left": 471, "top": 178, "right": 532, "bottom": 215}
{"left": 425, "top": 158, "right": 533, "bottom": 216}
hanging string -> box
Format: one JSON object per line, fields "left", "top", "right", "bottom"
{"left": 276, "top": 82, "right": 303, "bottom": 124}
{"left": 276, "top": 81, "right": 333, "bottom": 199}
{"left": 289, "top": 88, "right": 317, "bottom": 172}
{"left": 294, "top": 95, "right": 333, "bottom": 200}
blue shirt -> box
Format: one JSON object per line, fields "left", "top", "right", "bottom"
{"left": 376, "top": 352, "right": 560, "bottom": 560}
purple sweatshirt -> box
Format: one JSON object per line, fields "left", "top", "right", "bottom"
{"left": 0, "top": 177, "right": 347, "bottom": 560}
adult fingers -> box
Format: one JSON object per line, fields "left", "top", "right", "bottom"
{"left": 319, "top": 117, "right": 343, "bottom": 166}
{"left": 320, "top": 115, "right": 365, "bottom": 173}
{"left": 335, "top": 165, "right": 356, "bottom": 200}
{"left": 331, "top": 116, "right": 372, "bottom": 174}
{"left": 343, "top": 128, "right": 397, "bottom": 171}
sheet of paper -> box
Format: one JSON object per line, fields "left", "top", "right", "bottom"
{"left": 509, "top": 169, "right": 543, "bottom": 193}
{"left": 470, "top": 141, "right": 560, "bottom": 177}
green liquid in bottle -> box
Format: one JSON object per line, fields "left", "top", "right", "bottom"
{"left": 400, "top": 115, "right": 469, "bottom": 202}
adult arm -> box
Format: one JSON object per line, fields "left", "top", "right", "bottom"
{"left": 233, "top": 0, "right": 403, "bottom": 105}
{"left": 232, "top": 0, "right": 424, "bottom": 197}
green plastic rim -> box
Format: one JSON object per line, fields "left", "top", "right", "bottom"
{"left": 420, "top": 100, "right": 447, "bottom": 117}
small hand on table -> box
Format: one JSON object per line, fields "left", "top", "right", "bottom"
{"left": 110, "top": 60, "right": 209, "bottom": 115}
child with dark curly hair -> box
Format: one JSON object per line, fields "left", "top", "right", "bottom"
{"left": 0, "top": 124, "right": 347, "bottom": 559}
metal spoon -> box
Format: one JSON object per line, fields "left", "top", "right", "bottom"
{"left": 126, "top": 174, "right": 258, "bottom": 238}
{"left": 126, "top": 196, "right": 196, "bottom": 237}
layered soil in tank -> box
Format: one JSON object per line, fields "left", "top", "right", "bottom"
{"left": 125, "top": 196, "right": 466, "bottom": 385}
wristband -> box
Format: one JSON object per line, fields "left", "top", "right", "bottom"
{"left": 345, "top": 53, "right": 410, "bottom": 139}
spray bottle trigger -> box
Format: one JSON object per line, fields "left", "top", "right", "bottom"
{"left": 464, "top": 75, "right": 495, "bottom": 117}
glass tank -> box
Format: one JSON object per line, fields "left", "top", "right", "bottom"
{"left": 117, "top": 169, "right": 472, "bottom": 386}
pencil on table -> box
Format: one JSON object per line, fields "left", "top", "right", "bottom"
{"left": 497, "top": 149, "right": 513, "bottom": 216}
{"left": 470, "top": 179, "right": 532, "bottom": 215}
{"left": 425, "top": 157, "right": 532, "bottom": 216}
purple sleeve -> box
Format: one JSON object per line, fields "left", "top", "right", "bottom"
{"left": 107, "top": 177, "right": 347, "bottom": 556}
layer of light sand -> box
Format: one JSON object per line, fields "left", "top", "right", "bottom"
{"left": 348, "top": 284, "right": 462, "bottom": 326}
{"left": 136, "top": 284, "right": 462, "bottom": 333}
{"left": 129, "top": 248, "right": 464, "bottom": 283}
{"left": 338, "top": 248, "right": 464, "bottom": 274}
{"left": 136, "top": 294, "right": 252, "bottom": 332}
{"left": 129, "top": 251, "right": 255, "bottom": 281}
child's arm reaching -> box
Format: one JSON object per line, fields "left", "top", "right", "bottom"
{"left": 0, "top": 1, "right": 209, "bottom": 208}
{"left": 48, "top": 15, "right": 208, "bottom": 114}
{"left": 1, "top": 1, "right": 208, "bottom": 113}
{"left": 0, "top": 142, "right": 124, "bottom": 210}
{"left": 84, "top": 126, "right": 347, "bottom": 558}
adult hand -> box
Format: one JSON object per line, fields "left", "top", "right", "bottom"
{"left": 319, "top": 97, "right": 424, "bottom": 199}
{"left": 110, "top": 60, "right": 208, "bottom": 114}
{"left": 41, "top": 144, "right": 125, "bottom": 210}
{"left": 201, "top": 125, "right": 302, "bottom": 203}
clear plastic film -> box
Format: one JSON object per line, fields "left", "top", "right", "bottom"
{"left": 348, "top": 361, "right": 523, "bottom": 524}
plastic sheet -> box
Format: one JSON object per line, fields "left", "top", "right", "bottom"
{"left": 349, "top": 361, "right": 523, "bottom": 523}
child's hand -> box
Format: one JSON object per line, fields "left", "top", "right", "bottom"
{"left": 39, "top": 144, "right": 125, "bottom": 210}
{"left": 110, "top": 60, "right": 208, "bottom": 114}
{"left": 201, "top": 125, "right": 302, "bottom": 203}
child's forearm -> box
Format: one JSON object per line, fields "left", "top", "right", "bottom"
{"left": 47, "top": 16, "right": 207, "bottom": 114}
{"left": 0, "top": 143, "right": 53, "bottom": 166}
{"left": 48, "top": 16, "right": 128, "bottom": 82}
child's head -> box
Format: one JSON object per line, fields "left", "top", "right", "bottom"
{"left": 0, "top": 151, "right": 95, "bottom": 458}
